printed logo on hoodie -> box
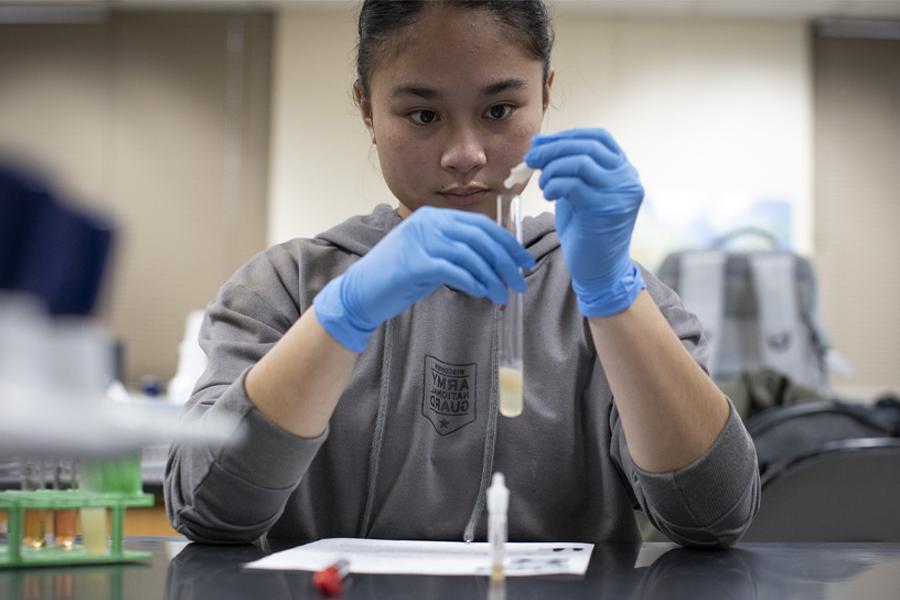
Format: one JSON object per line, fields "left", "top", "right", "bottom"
{"left": 422, "top": 355, "right": 476, "bottom": 435}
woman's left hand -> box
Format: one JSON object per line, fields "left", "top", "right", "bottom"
{"left": 525, "top": 128, "right": 646, "bottom": 317}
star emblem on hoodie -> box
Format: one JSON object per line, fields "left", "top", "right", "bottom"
{"left": 439, "top": 418, "right": 449, "bottom": 429}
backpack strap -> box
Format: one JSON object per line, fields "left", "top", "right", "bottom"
{"left": 678, "top": 251, "right": 726, "bottom": 376}
{"left": 748, "top": 253, "right": 807, "bottom": 385}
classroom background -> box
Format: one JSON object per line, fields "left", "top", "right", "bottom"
{"left": 1, "top": 0, "right": 899, "bottom": 543}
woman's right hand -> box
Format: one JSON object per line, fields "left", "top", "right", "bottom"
{"left": 313, "top": 206, "right": 535, "bottom": 352}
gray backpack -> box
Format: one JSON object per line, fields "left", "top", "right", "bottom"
{"left": 657, "top": 228, "right": 837, "bottom": 395}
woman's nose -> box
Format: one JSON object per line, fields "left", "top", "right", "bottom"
{"left": 440, "top": 127, "right": 487, "bottom": 176}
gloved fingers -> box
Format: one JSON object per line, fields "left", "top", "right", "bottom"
{"left": 447, "top": 210, "right": 535, "bottom": 269}
{"left": 531, "top": 128, "right": 624, "bottom": 155}
{"left": 444, "top": 222, "right": 527, "bottom": 292}
{"left": 428, "top": 258, "right": 493, "bottom": 301}
{"left": 526, "top": 138, "right": 622, "bottom": 173}
{"left": 429, "top": 238, "right": 510, "bottom": 304}
{"left": 554, "top": 197, "right": 575, "bottom": 232}
{"left": 542, "top": 175, "right": 642, "bottom": 213}
{"left": 540, "top": 176, "right": 588, "bottom": 203}
{"left": 538, "top": 154, "right": 621, "bottom": 190}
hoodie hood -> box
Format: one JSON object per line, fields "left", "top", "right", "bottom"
{"left": 315, "top": 203, "right": 560, "bottom": 263}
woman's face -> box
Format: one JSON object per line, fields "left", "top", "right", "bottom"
{"left": 358, "top": 6, "right": 553, "bottom": 219}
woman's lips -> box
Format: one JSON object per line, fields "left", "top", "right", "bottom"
{"left": 439, "top": 188, "right": 492, "bottom": 207}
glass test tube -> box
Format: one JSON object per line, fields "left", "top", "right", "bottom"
{"left": 80, "top": 457, "right": 123, "bottom": 556}
{"left": 21, "top": 459, "right": 48, "bottom": 549}
{"left": 496, "top": 194, "right": 524, "bottom": 418}
{"left": 53, "top": 459, "right": 77, "bottom": 549}
{"left": 80, "top": 507, "right": 108, "bottom": 555}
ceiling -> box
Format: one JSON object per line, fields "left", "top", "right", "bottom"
{"left": 1, "top": 0, "right": 900, "bottom": 20}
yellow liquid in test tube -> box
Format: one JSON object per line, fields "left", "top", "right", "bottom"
{"left": 80, "top": 508, "right": 108, "bottom": 555}
{"left": 499, "top": 367, "right": 523, "bottom": 417}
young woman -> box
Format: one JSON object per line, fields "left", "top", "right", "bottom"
{"left": 166, "top": 0, "right": 759, "bottom": 548}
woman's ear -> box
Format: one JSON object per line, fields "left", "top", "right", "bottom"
{"left": 542, "top": 69, "right": 556, "bottom": 113}
{"left": 353, "top": 80, "right": 376, "bottom": 144}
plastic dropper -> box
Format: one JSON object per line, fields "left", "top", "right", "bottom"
{"left": 504, "top": 162, "right": 533, "bottom": 190}
{"left": 487, "top": 472, "right": 509, "bottom": 582}
{"left": 496, "top": 162, "right": 533, "bottom": 418}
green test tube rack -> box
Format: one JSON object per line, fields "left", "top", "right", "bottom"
{"left": 0, "top": 455, "right": 154, "bottom": 568}
{"left": 0, "top": 490, "right": 154, "bottom": 567}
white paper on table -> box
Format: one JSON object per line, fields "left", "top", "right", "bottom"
{"left": 244, "top": 538, "right": 593, "bottom": 577}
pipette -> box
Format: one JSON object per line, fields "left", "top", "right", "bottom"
{"left": 487, "top": 472, "right": 509, "bottom": 582}
{"left": 496, "top": 162, "right": 533, "bottom": 418}
{"left": 504, "top": 162, "right": 533, "bottom": 189}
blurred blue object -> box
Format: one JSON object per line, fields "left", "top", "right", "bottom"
{"left": 0, "top": 163, "right": 114, "bottom": 315}
{"left": 139, "top": 375, "right": 163, "bottom": 397}
{"left": 0, "top": 165, "right": 53, "bottom": 288}
{"left": 17, "top": 200, "right": 114, "bottom": 315}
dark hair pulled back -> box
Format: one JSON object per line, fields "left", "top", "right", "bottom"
{"left": 356, "top": 0, "right": 554, "bottom": 99}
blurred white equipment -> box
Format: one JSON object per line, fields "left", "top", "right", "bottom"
{"left": 167, "top": 310, "right": 207, "bottom": 405}
{"left": 0, "top": 294, "right": 234, "bottom": 457}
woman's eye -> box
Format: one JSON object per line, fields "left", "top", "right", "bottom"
{"left": 485, "top": 104, "right": 514, "bottom": 120}
{"left": 409, "top": 110, "right": 439, "bottom": 125}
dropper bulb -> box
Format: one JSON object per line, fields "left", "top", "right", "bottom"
{"left": 503, "top": 162, "right": 534, "bottom": 189}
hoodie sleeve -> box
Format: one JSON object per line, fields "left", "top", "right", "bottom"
{"left": 164, "top": 242, "right": 329, "bottom": 544}
{"left": 607, "top": 268, "right": 761, "bottom": 548}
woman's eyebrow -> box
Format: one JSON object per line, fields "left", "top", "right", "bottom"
{"left": 392, "top": 85, "right": 438, "bottom": 99}
{"left": 390, "top": 78, "right": 528, "bottom": 99}
{"left": 481, "top": 78, "right": 528, "bottom": 96}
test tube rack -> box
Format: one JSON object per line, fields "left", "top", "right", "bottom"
{"left": 0, "top": 489, "right": 154, "bottom": 568}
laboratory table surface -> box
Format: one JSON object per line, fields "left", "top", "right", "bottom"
{"left": 2, "top": 538, "right": 900, "bottom": 599}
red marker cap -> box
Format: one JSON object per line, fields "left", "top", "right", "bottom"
{"left": 313, "top": 559, "right": 350, "bottom": 597}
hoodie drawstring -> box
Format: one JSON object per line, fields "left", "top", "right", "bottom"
{"left": 358, "top": 305, "right": 501, "bottom": 542}
{"left": 463, "top": 304, "right": 501, "bottom": 542}
{"left": 359, "top": 318, "right": 394, "bottom": 537}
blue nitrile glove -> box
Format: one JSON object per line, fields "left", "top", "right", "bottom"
{"left": 313, "top": 206, "right": 536, "bottom": 352}
{"left": 525, "top": 128, "right": 646, "bottom": 317}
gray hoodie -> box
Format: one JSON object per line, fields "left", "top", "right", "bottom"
{"left": 165, "top": 204, "right": 759, "bottom": 548}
